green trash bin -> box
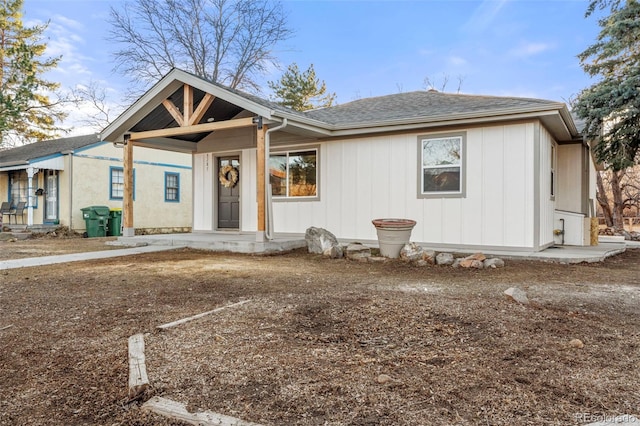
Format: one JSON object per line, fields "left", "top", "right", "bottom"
{"left": 81, "top": 206, "right": 111, "bottom": 237}
{"left": 108, "top": 208, "right": 122, "bottom": 237}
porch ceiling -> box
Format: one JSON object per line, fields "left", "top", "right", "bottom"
{"left": 130, "top": 86, "right": 246, "bottom": 144}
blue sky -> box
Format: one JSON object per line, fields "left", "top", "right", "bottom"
{"left": 23, "top": 0, "right": 604, "bottom": 134}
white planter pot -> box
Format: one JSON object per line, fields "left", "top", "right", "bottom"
{"left": 372, "top": 219, "right": 416, "bottom": 258}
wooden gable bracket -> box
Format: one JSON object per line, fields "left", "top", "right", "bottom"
{"left": 162, "top": 84, "right": 216, "bottom": 127}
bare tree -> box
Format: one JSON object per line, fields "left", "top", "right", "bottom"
{"left": 71, "top": 81, "right": 123, "bottom": 131}
{"left": 108, "top": 0, "right": 292, "bottom": 93}
{"left": 423, "top": 74, "right": 465, "bottom": 93}
{"left": 596, "top": 167, "right": 640, "bottom": 230}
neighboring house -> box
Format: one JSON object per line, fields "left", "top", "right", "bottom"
{"left": 101, "top": 68, "right": 595, "bottom": 252}
{"left": 0, "top": 134, "right": 192, "bottom": 233}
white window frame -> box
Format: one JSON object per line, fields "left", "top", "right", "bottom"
{"left": 417, "top": 133, "right": 466, "bottom": 198}
{"left": 269, "top": 147, "right": 319, "bottom": 201}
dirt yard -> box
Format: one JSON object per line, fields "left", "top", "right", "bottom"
{"left": 0, "top": 236, "right": 639, "bottom": 425}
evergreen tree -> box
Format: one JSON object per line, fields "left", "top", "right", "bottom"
{"left": 573, "top": 0, "right": 640, "bottom": 170}
{"left": 268, "top": 63, "right": 336, "bottom": 111}
{"left": 0, "top": 0, "right": 65, "bottom": 147}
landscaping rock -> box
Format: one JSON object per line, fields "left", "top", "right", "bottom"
{"left": 368, "top": 256, "right": 387, "bottom": 264}
{"left": 422, "top": 250, "right": 436, "bottom": 264}
{"left": 504, "top": 287, "right": 529, "bottom": 305}
{"left": 376, "top": 374, "right": 392, "bottom": 384}
{"left": 305, "top": 227, "right": 340, "bottom": 254}
{"left": 345, "top": 243, "right": 371, "bottom": 261}
{"left": 322, "top": 245, "right": 344, "bottom": 259}
{"left": 452, "top": 258, "right": 462, "bottom": 268}
{"left": 399, "top": 242, "right": 424, "bottom": 262}
{"left": 413, "top": 259, "right": 429, "bottom": 267}
{"left": 459, "top": 258, "right": 484, "bottom": 269}
{"left": 435, "top": 252, "right": 454, "bottom": 266}
{"left": 484, "top": 258, "right": 505, "bottom": 269}
{"left": 569, "top": 338, "right": 584, "bottom": 349}
{"left": 465, "top": 252, "right": 486, "bottom": 262}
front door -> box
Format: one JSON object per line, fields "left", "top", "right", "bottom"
{"left": 217, "top": 157, "right": 240, "bottom": 229}
{"left": 44, "top": 170, "right": 58, "bottom": 223}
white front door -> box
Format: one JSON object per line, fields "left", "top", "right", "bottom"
{"left": 45, "top": 171, "right": 58, "bottom": 223}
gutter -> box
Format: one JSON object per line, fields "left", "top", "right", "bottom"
{"left": 0, "top": 160, "right": 28, "bottom": 168}
{"left": 264, "top": 118, "right": 288, "bottom": 240}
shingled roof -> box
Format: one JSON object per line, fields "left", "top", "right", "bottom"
{"left": 0, "top": 134, "right": 100, "bottom": 165}
{"left": 303, "top": 90, "right": 565, "bottom": 127}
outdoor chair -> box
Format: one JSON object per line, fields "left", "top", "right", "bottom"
{"left": 0, "top": 202, "right": 12, "bottom": 224}
{"left": 8, "top": 201, "right": 26, "bottom": 224}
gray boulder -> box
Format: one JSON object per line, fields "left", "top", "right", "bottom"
{"left": 399, "top": 242, "right": 424, "bottom": 262}
{"left": 435, "top": 252, "right": 455, "bottom": 265}
{"left": 305, "top": 227, "right": 340, "bottom": 254}
{"left": 504, "top": 287, "right": 529, "bottom": 305}
{"left": 484, "top": 258, "right": 505, "bottom": 269}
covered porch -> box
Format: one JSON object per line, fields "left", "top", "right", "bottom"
{"left": 100, "top": 69, "right": 324, "bottom": 242}
{"left": 114, "top": 232, "right": 306, "bottom": 254}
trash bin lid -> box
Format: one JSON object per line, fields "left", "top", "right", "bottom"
{"left": 91, "top": 206, "right": 111, "bottom": 216}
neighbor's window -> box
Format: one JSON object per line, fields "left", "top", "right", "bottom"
{"left": 110, "top": 166, "right": 135, "bottom": 200}
{"left": 9, "top": 171, "right": 28, "bottom": 204}
{"left": 165, "top": 172, "right": 180, "bottom": 202}
{"left": 421, "top": 135, "right": 463, "bottom": 195}
{"left": 269, "top": 149, "right": 317, "bottom": 198}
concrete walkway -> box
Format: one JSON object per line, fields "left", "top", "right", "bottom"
{"left": 0, "top": 244, "right": 182, "bottom": 271}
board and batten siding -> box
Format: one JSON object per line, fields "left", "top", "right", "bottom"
{"left": 270, "top": 122, "right": 539, "bottom": 250}
{"left": 538, "top": 124, "right": 557, "bottom": 248}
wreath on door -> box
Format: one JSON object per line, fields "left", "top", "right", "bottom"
{"left": 219, "top": 164, "right": 239, "bottom": 188}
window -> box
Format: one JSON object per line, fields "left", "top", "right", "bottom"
{"left": 420, "top": 134, "right": 464, "bottom": 196}
{"left": 269, "top": 149, "right": 317, "bottom": 198}
{"left": 110, "top": 167, "right": 135, "bottom": 200}
{"left": 165, "top": 172, "right": 180, "bottom": 202}
{"left": 9, "top": 171, "right": 28, "bottom": 204}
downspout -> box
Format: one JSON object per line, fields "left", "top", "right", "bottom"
{"left": 264, "top": 118, "right": 288, "bottom": 240}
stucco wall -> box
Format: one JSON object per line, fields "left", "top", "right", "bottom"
{"left": 70, "top": 143, "right": 192, "bottom": 232}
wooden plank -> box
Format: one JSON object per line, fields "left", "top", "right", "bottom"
{"left": 162, "top": 99, "right": 184, "bottom": 126}
{"left": 128, "top": 333, "right": 149, "bottom": 399}
{"left": 189, "top": 93, "right": 215, "bottom": 126}
{"left": 123, "top": 138, "right": 134, "bottom": 232}
{"left": 256, "top": 125, "right": 267, "bottom": 232}
{"left": 0, "top": 324, "right": 14, "bottom": 331}
{"left": 143, "top": 396, "right": 262, "bottom": 426}
{"left": 129, "top": 117, "right": 255, "bottom": 140}
{"left": 183, "top": 84, "right": 193, "bottom": 126}
{"left": 157, "top": 300, "right": 250, "bottom": 330}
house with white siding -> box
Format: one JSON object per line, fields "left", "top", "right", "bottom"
{"left": 0, "top": 134, "right": 192, "bottom": 234}
{"left": 101, "top": 68, "right": 595, "bottom": 252}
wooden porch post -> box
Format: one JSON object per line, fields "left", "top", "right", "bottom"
{"left": 256, "top": 124, "right": 267, "bottom": 241}
{"left": 123, "top": 134, "right": 135, "bottom": 237}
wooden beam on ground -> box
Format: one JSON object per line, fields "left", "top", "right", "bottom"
{"left": 129, "top": 117, "right": 255, "bottom": 140}
{"left": 189, "top": 93, "right": 215, "bottom": 126}
{"left": 162, "top": 99, "right": 184, "bottom": 126}
{"left": 0, "top": 324, "right": 14, "bottom": 331}
{"left": 143, "top": 396, "right": 262, "bottom": 426}
{"left": 256, "top": 125, "right": 267, "bottom": 233}
{"left": 157, "top": 300, "right": 250, "bottom": 330}
{"left": 183, "top": 84, "right": 193, "bottom": 126}
{"left": 128, "top": 333, "right": 149, "bottom": 399}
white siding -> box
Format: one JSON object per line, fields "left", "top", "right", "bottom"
{"left": 557, "top": 144, "right": 584, "bottom": 213}
{"left": 538, "top": 125, "right": 556, "bottom": 248}
{"left": 193, "top": 153, "right": 213, "bottom": 231}
{"left": 241, "top": 149, "right": 257, "bottom": 232}
{"left": 269, "top": 123, "right": 538, "bottom": 250}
